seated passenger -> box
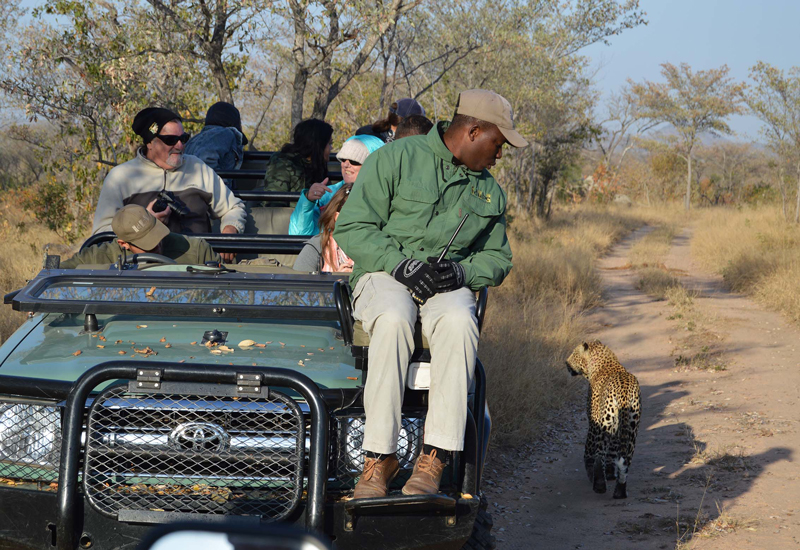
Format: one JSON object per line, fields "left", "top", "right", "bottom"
{"left": 394, "top": 114, "right": 433, "bottom": 139}
{"left": 292, "top": 184, "right": 353, "bottom": 272}
{"left": 356, "top": 98, "right": 425, "bottom": 143}
{"left": 184, "top": 101, "right": 248, "bottom": 177}
{"left": 64, "top": 205, "right": 220, "bottom": 268}
{"left": 288, "top": 135, "right": 384, "bottom": 235}
{"left": 263, "top": 119, "right": 333, "bottom": 197}
{"left": 92, "top": 107, "right": 245, "bottom": 252}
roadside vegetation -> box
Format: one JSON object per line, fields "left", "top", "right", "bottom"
{"left": 0, "top": 196, "right": 68, "bottom": 342}
{"left": 692, "top": 206, "right": 800, "bottom": 325}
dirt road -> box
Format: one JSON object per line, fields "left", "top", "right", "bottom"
{"left": 484, "top": 227, "right": 800, "bottom": 549}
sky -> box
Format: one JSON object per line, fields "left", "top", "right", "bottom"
{"left": 584, "top": 0, "right": 800, "bottom": 142}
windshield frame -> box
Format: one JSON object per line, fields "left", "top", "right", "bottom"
{"left": 7, "top": 269, "right": 343, "bottom": 321}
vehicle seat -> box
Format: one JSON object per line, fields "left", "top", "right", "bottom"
{"left": 240, "top": 205, "right": 297, "bottom": 266}
{"left": 245, "top": 205, "right": 294, "bottom": 234}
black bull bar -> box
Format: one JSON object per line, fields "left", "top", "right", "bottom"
{"left": 0, "top": 362, "right": 329, "bottom": 550}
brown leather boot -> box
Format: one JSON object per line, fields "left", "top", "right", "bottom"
{"left": 353, "top": 455, "right": 400, "bottom": 499}
{"left": 401, "top": 449, "right": 446, "bottom": 496}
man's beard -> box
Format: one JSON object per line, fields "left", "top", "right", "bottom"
{"left": 166, "top": 152, "right": 184, "bottom": 168}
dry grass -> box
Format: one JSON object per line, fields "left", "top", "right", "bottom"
{"left": 481, "top": 205, "right": 649, "bottom": 444}
{"left": 628, "top": 221, "right": 686, "bottom": 299}
{"left": 636, "top": 267, "right": 682, "bottom": 299}
{"left": 692, "top": 205, "right": 800, "bottom": 324}
{"left": 0, "top": 198, "right": 72, "bottom": 342}
{"left": 630, "top": 223, "right": 680, "bottom": 268}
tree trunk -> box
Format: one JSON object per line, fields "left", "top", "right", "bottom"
{"left": 291, "top": 69, "right": 308, "bottom": 128}
{"left": 778, "top": 166, "right": 788, "bottom": 222}
{"left": 289, "top": 1, "right": 307, "bottom": 128}
{"left": 794, "top": 164, "right": 800, "bottom": 224}
{"left": 685, "top": 154, "right": 692, "bottom": 210}
{"left": 208, "top": 54, "right": 234, "bottom": 104}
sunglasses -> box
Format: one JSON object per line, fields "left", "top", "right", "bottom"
{"left": 156, "top": 133, "right": 190, "bottom": 146}
{"left": 341, "top": 159, "right": 361, "bottom": 166}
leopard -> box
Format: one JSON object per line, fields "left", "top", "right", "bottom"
{"left": 566, "top": 340, "right": 641, "bottom": 499}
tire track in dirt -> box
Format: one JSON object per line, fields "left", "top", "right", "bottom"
{"left": 484, "top": 226, "right": 800, "bottom": 549}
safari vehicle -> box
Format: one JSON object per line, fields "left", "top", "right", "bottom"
{"left": 0, "top": 227, "right": 495, "bottom": 550}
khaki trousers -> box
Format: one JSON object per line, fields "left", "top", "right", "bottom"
{"left": 353, "top": 272, "right": 479, "bottom": 453}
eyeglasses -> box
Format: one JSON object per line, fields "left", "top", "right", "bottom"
{"left": 341, "top": 159, "right": 361, "bottom": 166}
{"left": 156, "top": 133, "right": 190, "bottom": 146}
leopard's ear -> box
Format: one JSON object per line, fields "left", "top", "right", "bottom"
{"left": 581, "top": 342, "right": 590, "bottom": 352}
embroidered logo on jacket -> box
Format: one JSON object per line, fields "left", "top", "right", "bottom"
{"left": 471, "top": 186, "right": 492, "bottom": 203}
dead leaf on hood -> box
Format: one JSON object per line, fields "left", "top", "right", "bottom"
{"left": 164, "top": 343, "right": 172, "bottom": 348}
{"left": 134, "top": 347, "right": 156, "bottom": 357}
{"left": 190, "top": 341, "right": 197, "bottom": 345}
{"left": 145, "top": 286, "right": 156, "bottom": 297}
{"left": 297, "top": 360, "right": 305, "bottom": 366}
{"left": 99, "top": 335, "right": 106, "bottom": 341}
{"left": 72, "top": 350, "right": 82, "bottom": 356}
{"left": 96, "top": 345, "right": 105, "bottom": 349}
{"left": 115, "top": 340, "right": 123, "bottom": 344}
{"left": 118, "top": 350, "right": 127, "bottom": 355}
{"left": 136, "top": 325, "right": 148, "bottom": 329}
{"left": 159, "top": 337, "right": 166, "bottom": 343}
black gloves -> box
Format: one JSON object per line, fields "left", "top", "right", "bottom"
{"left": 392, "top": 258, "right": 437, "bottom": 302}
{"left": 393, "top": 258, "right": 467, "bottom": 304}
{"left": 427, "top": 257, "right": 466, "bottom": 293}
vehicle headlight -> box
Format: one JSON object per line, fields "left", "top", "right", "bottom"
{"left": 0, "top": 403, "right": 61, "bottom": 471}
{"left": 338, "top": 416, "right": 424, "bottom": 476}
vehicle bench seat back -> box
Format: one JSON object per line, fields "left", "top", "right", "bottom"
{"left": 244, "top": 204, "right": 294, "bottom": 234}
{"left": 239, "top": 204, "right": 297, "bottom": 266}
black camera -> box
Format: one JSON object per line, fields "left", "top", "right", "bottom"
{"left": 152, "top": 190, "right": 190, "bottom": 216}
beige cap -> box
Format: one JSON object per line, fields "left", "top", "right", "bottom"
{"left": 455, "top": 89, "right": 528, "bottom": 148}
{"left": 111, "top": 204, "right": 169, "bottom": 251}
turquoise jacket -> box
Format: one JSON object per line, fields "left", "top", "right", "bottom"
{"left": 288, "top": 181, "right": 345, "bottom": 235}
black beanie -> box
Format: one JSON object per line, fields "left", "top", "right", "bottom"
{"left": 132, "top": 107, "right": 182, "bottom": 144}
{"left": 205, "top": 101, "right": 248, "bottom": 145}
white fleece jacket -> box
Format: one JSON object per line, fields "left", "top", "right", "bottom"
{"left": 92, "top": 150, "right": 246, "bottom": 235}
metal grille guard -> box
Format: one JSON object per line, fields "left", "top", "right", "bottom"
{"left": 55, "top": 361, "right": 329, "bottom": 550}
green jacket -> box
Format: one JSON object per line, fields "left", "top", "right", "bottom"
{"left": 263, "top": 152, "right": 314, "bottom": 193}
{"left": 61, "top": 233, "right": 220, "bottom": 268}
{"left": 334, "top": 121, "right": 513, "bottom": 291}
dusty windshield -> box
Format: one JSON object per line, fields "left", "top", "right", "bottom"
{"left": 39, "top": 282, "right": 334, "bottom": 308}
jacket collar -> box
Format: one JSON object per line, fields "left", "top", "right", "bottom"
{"left": 427, "top": 121, "right": 484, "bottom": 177}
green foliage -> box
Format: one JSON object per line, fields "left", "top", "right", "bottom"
{"left": 20, "top": 178, "right": 76, "bottom": 241}
{"left": 629, "top": 63, "right": 744, "bottom": 209}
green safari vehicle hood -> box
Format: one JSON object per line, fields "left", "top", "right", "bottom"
{"left": 0, "top": 313, "right": 361, "bottom": 389}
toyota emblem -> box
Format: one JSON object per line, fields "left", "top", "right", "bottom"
{"left": 169, "top": 422, "right": 230, "bottom": 452}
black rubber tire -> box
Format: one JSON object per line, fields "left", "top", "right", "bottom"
{"left": 462, "top": 495, "right": 496, "bottom": 550}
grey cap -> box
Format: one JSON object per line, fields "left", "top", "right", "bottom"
{"left": 111, "top": 205, "right": 169, "bottom": 251}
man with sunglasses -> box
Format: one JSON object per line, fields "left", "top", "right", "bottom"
{"left": 92, "top": 107, "right": 246, "bottom": 262}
